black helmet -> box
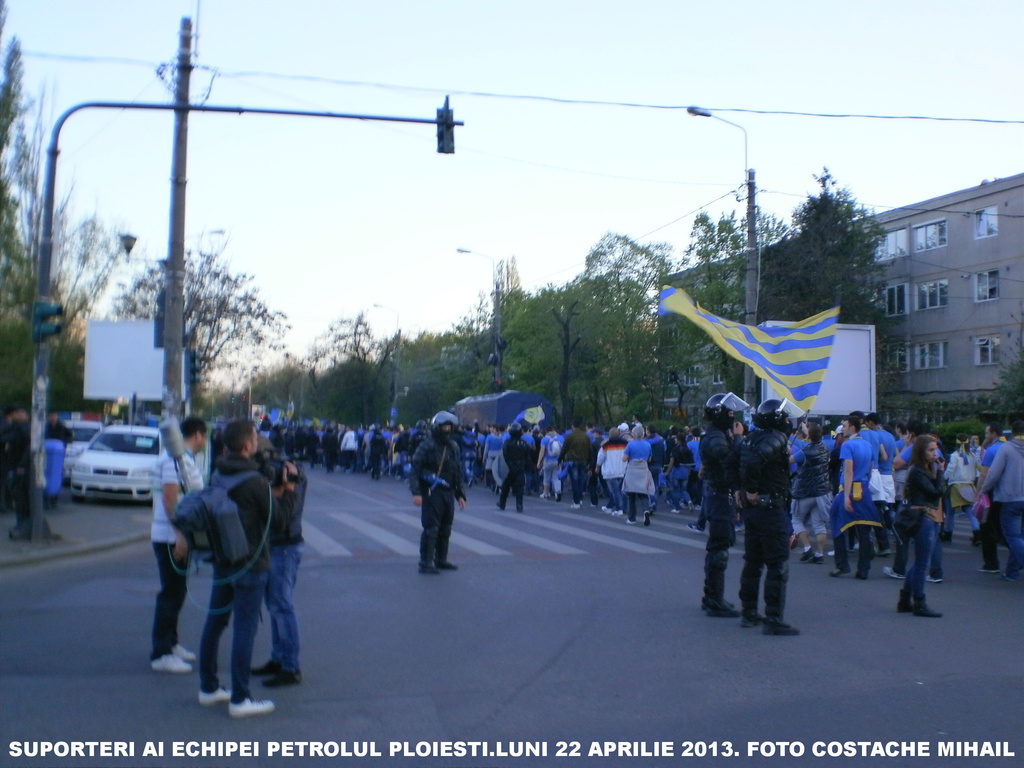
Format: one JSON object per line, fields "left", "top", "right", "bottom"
{"left": 431, "top": 410, "right": 458, "bottom": 438}
{"left": 704, "top": 392, "right": 749, "bottom": 430}
{"left": 753, "top": 399, "right": 793, "bottom": 432}
{"left": 415, "top": 419, "right": 427, "bottom": 430}
{"left": 508, "top": 421, "right": 523, "bottom": 436}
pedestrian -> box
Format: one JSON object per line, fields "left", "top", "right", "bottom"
{"left": 150, "top": 416, "right": 207, "bottom": 674}
{"left": 829, "top": 414, "right": 883, "bottom": 579}
{"left": 561, "top": 420, "right": 592, "bottom": 509}
{"left": 2, "top": 405, "right": 30, "bottom": 539}
{"left": 197, "top": 420, "right": 299, "bottom": 718}
{"left": 597, "top": 427, "right": 627, "bottom": 515}
{"left": 979, "top": 420, "right": 1024, "bottom": 582}
{"left": 410, "top": 411, "right": 466, "bottom": 574}
{"left": 790, "top": 422, "right": 832, "bottom": 565}
{"left": 698, "top": 393, "right": 748, "bottom": 617}
{"left": 621, "top": 425, "right": 656, "bottom": 525}
{"left": 739, "top": 399, "right": 800, "bottom": 635}
{"left": 897, "top": 435, "right": 946, "bottom": 617}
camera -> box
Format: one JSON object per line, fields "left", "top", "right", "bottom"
{"left": 256, "top": 451, "right": 303, "bottom": 487}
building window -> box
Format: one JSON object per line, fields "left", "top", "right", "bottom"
{"left": 682, "top": 367, "right": 700, "bottom": 386}
{"left": 975, "top": 206, "right": 998, "bottom": 239}
{"left": 915, "top": 341, "right": 948, "bottom": 370}
{"left": 711, "top": 369, "right": 724, "bottom": 385}
{"left": 876, "top": 229, "right": 908, "bottom": 261}
{"left": 976, "top": 336, "right": 1000, "bottom": 365}
{"left": 913, "top": 220, "right": 947, "bottom": 252}
{"left": 886, "top": 343, "right": 910, "bottom": 372}
{"left": 916, "top": 279, "right": 948, "bottom": 310}
{"left": 976, "top": 270, "right": 999, "bottom": 301}
{"left": 885, "top": 284, "right": 907, "bottom": 316}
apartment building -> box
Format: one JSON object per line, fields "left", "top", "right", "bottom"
{"left": 874, "top": 173, "right": 1024, "bottom": 401}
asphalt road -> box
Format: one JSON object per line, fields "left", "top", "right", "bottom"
{"left": 1, "top": 469, "right": 1021, "bottom": 768}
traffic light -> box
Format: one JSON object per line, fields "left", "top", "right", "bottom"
{"left": 436, "top": 95, "right": 454, "bottom": 154}
{"left": 187, "top": 349, "right": 201, "bottom": 388}
{"left": 31, "top": 301, "right": 63, "bottom": 343}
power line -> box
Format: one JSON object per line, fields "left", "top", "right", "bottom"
{"left": 26, "top": 51, "right": 1022, "bottom": 125}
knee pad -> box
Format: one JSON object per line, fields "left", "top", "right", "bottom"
{"left": 709, "top": 548, "right": 729, "bottom": 570}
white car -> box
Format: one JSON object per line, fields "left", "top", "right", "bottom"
{"left": 70, "top": 426, "right": 162, "bottom": 503}
{"left": 62, "top": 419, "right": 104, "bottom": 480}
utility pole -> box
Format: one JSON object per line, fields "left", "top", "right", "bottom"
{"left": 493, "top": 260, "right": 504, "bottom": 390}
{"left": 164, "top": 17, "right": 192, "bottom": 418}
{"left": 744, "top": 168, "right": 758, "bottom": 406}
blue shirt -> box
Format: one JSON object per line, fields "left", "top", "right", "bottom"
{"left": 876, "top": 429, "right": 897, "bottom": 475}
{"left": 686, "top": 439, "right": 702, "bottom": 470}
{"left": 840, "top": 435, "right": 873, "bottom": 482}
{"left": 624, "top": 440, "right": 652, "bottom": 462}
{"left": 859, "top": 428, "right": 883, "bottom": 470}
{"left": 982, "top": 441, "right": 1005, "bottom": 467}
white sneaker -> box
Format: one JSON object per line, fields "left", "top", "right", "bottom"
{"left": 151, "top": 654, "right": 192, "bottom": 674}
{"left": 229, "top": 698, "right": 275, "bottom": 718}
{"left": 172, "top": 644, "right": 197, "bottom": 662}
{"left": 611, "top": 510, "right": 623, "bottom": 517}
{"left": 198, "top": 687, "right": 231, "bottom": 706}
{"left": 570, "top": 503, "right": 581, "bottom": 509}
{"left": 602, "top": 506, "right": 612, "bottom": 513}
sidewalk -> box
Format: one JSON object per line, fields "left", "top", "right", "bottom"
{"left": 0, "top": 488, "right": 151, "bottom": 569}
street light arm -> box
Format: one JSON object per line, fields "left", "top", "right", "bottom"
{"left": 687, "top": 106, "right": 748, "bottom": 178}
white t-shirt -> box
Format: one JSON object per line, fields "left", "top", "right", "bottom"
{"left": 151, "top": 450, "right": 204, "bottom": 544}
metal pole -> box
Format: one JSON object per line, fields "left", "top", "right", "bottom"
{"left": 494, "top": 261, "right": 503, "bottom": 390}
{"left": 164, "top": 18, "right": 192, "bottom": 418}
{"left": 744, "top": 169, "right": 759, "bottom": 406}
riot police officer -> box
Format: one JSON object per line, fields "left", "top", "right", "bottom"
{"left": 498, "top": 421, "right": 531, "bottom": 512}
{"left": 410, "top": 411, "right": 467, "bottom": 574}
{"left": 699, "top": 392, "right": 749, "bottom": 617}
{"left": 739, "top": 398, "right": 800, "bottom": 636}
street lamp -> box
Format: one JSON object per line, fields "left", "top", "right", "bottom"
{"left": 373, "top": 304, "right": 401, "bottom": 426}
{"left": 687, "top": 106, "right": 759, "bottom": 405}
{"left": 457, "top": 248, "right": 505, "bottom": 391}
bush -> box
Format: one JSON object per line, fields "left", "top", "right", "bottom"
{"left": 931, "top": 420, "right": 987, "bottom": 452}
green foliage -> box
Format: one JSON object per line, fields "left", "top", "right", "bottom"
{"left": 758, "top": 169, "right": 887, "bottom": 327}
{"left": 993, "top": 356, "right": 1024, "bottom": 422}
{"left": 931, "top": 420, "right": 988, "bottom": 453}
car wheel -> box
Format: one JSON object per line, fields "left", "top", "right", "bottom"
{"left": 71, "top": 493, "right": 85, "bottom": 503}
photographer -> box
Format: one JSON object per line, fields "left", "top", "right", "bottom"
{"left": 197, "top": 420, "right": 298, "bottom": 718}
{"left": 252, "top": 441, "right": 307, "bottom": 688}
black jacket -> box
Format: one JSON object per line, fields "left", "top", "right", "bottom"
{"left": 213, "top": 453, "right": 297, "bottom": 570}
{"left": 740, "top": 428, "right": 791, "bottom": 497}
{"left": 700, "top": 425, "right": 740, "bottom": 494}
{"left": 792, "top": 440, "right": 831, "bottom": 499}
{"left": 409, "top": 432, "right": 465, "bottom": 500}
{"left": 502, "top": 436, "right": 533, "bottom": 474}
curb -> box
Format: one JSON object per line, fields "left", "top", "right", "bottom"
{"left": 0, "top": 531, "right": 150, "bottom": 569}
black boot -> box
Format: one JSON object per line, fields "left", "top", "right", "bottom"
{"left": 912, "top": 596, "right": 942, "bottom": 618}
{"left": 702, "top": 598, "right": 740, "bottom": 618}
{"left": 971, "top": 530, "right": 982, "bottom": 547}
{"left": 762, "top": 617, "right": 799, "bottom": 636}
{"left": 740, "top": 608, "right": 764, "bottom": 627}
{"left": 897, "top": 588, "right": 912, "bottom": 613}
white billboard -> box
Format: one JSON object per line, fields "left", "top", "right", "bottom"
{"left": 761, "top": 323, "right": 875, "bottom": 416}
{"left": 84, "top": 320, "right": 164, "bottom": 401}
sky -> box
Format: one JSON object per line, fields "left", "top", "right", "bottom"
{"left": 7, "top": 0, "right": 1024, "bottom": 359}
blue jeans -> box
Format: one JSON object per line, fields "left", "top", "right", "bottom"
{"left": 199, "top": 567, "right": 268, "bottom": 704}
{"left": 151, "top": 542, "right": 188, "bottom": 659}
{"left": 667, "top": 471, "right": 691, "bottom": 510}
{"left": 907, "top": 517, "right": 939, "bottom": 598}
{"left": 1000, "top": 501, "right": 1024, "bottom": 579}
{"left": 605, "top": 477, "right": 624, "bottom": 512}
{"left": 567, "top": 461, "right": 588, "bottom": 505}
{"left": 267, "top": 543, "right": 303, "bottom": 672}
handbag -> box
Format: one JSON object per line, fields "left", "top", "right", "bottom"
{"left": 893, "top": 500, "right": 926, "bottom": 538}
{"left": 972, "top": 492, "right": 991, "bottom": 524}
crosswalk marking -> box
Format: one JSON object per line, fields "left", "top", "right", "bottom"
{"left": 508, "top": 513, "right": 669, "bottom": 554}
{"left": 548, "top": 510, "right": 716, "bottom": 550}
{"left": 456, "top": 514, "right": 588, "bottom": 555}
{"left": 387, "top": 513, "right": 512, "bottom": 556}
{"left": 326, "top": 511, "right": 420, "bottom": 556}
{"left": 301, "top": 521, "right": 352, "bottom": 557}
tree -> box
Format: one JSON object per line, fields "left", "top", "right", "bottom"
{"left": 112, "top": 245, "right": 289, "bottom": 387}
{"left": 758, "top": 169, "right": 886, "bottom": 326}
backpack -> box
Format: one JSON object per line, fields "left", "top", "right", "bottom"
{"left": 546, "top": 436, "right": 562, "bottom": 458}
{"left": 174, "top": 470, "right": 263, "bottom": 565}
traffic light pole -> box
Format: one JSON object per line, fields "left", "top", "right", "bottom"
{"left": 25, "top": 39, "right": 461, "bottom": 539}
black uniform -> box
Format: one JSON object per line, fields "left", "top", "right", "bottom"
{"left": 739, "top": 427, "right": 796, "bottom": 633}
{"left": 699, "top": 424, "right": 741, "bottom": 614}
{"left": 498, "top": 434, "right": 532, "bottom": 512}
{"left": 409, "top": 426, "right": 466, "bottom": 572}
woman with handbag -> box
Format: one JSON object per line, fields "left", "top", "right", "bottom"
{"left": 897, "top": 436, "right": 946, "bottom": 617}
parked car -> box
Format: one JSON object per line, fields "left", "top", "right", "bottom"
{"left": 62, "top": 419, "right": 104, "bottom": 480}
{"left": 69, "top": 426, "right": 162, "bottom": 503}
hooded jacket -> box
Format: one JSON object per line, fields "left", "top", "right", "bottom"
{"left": 981, "top": 438, "right": 1024, "bottom": 503}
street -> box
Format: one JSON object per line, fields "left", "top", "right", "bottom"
{"left": 1, "top": 469, "right": 1021, "bottom": 768}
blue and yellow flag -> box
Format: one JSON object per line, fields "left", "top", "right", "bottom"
{"left": 514, "top": 405, "right": 546, "bottom": 426}
{"left": 659, "top": 287, "right": 839, "bottom": 413}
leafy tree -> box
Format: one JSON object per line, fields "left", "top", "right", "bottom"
{"left": 758, "top": 169, "right": 886, "bottom": 326}
{"left": 112, "top": 245, "right": 289, "bottom": 390}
